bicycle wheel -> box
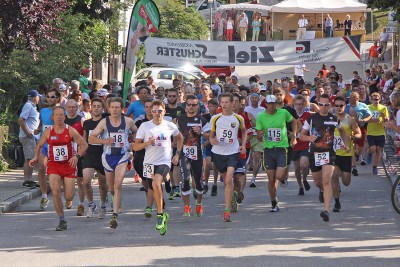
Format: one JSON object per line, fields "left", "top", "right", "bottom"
{"left": 391, "top": 175, "right": 400, "bottom": 214}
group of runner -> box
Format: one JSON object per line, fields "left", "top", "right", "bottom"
{"left": 28, "top": 71, "right": 390, "bottom": 234}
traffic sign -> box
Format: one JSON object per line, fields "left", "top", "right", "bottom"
{"left": 387, "top": 26, "right": 398, "bottom": 33}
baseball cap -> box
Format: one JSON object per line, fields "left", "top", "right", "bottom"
{"left": 265, "top": 95, "right": 277, "bottom": 103}
{"left": 59, "top": 84, "right": 67, "bottom": 91}
{"left": 98, "top": 88, "right": 109, "bottom": 97}
{"left": 81, "top": 68, "right": 91, "bottom": 76}
{"left": 305, "top": 81, "right": 313, "bottom": 86}
{"left": 27, "top": 89, "right": 39, "bottom": 97}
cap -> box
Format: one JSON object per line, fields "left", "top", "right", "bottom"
{"left": 305, "top": 81, "right": 313, "bottom": 85}
{"left": 98, "top": 88, "right": 109, "bottom": 97}
{"left": 345, "top": 81, "right": 352, "bottom": 85}
{"left": 289, "top": 78, "right": 294, "bottom": 83}
{"left": 265, "top": 95, "right": 277, "bottom": 103}
{"left": 27, "top": 89, "right": 39, "bottom": 97}
{"left": 59, "top": 84, "right": 67, "bottom": 90}
{"left": 81, "top": 68, "right": 91, "bottom": 76}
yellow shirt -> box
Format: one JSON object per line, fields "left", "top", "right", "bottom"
{"left": 334, "top": 114, "right": 353, "bottom": 156}
{"left": 367, "top": 104, "right": 388, "bottom": 136}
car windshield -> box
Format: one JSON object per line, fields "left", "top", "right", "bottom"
{"left": 136, "top": 70, "right": 152, "bottom": 79}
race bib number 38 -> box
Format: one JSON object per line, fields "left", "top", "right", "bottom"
{"left": 143, "top": 163, "right": 154, "bottom": 179}
{"left": 314, "top": 152, "right": 329, "bottom": 166}
{"left": 183, "top": 145, "right": 197, "bottom": 160}
{"left": 53, "top": 145, "right": 68, "bottom": 161}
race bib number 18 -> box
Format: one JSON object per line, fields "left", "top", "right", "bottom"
{"left": 314, "top": 152, "right": 329, "bottom": 166}
{"left": 143, "top": 163, "right": 154, "bottom": 179}
{"left": 110, "top": 132, "right": 125, "bottom": 148}
{"left": 183, "top": 145, "right": 197, "bottom": 160}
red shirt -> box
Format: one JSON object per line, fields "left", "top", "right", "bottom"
{"left": 293, "top": 111, "right": 311, "bottom": 152}
{"left": 48, "top": 125, "right": 74, "bottom": 162}
{"left": 369, "top": 45, "right": 379, "bottom": 57}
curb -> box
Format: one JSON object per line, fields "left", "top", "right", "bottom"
{"left": 0, "top": 187, "right": 42, "bottom": 214}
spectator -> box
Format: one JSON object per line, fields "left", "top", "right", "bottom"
{"left": 368, "top": 41, "right": 379, "bottom": 68}
{"left": 79, "top": 68, "right": 91, "bottom": 94}
{"left": 379, "top": 27, "right": 390, "bottom": 60}
{"left": 325, "top": 14, "right": 333, "bottom": 37}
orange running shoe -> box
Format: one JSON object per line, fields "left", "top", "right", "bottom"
{"left": 195, "top": 204, "right": 203, "bottom": 217}
{"left": 183, "top": 205, "right": 192, "bottom": 217}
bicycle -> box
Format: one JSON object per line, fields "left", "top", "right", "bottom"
{"left": 391, "top": 175, "right": 400, "bottom": 214}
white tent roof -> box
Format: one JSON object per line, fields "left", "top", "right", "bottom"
{"left": 272, "top": 0, "right": 367, "bottom": 13}
{"left": 218, "top": 3, "right": 271, "bottom": 13}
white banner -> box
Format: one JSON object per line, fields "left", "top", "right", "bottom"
{"left": 144, "top": 35, "right": 361, "bottom": 66}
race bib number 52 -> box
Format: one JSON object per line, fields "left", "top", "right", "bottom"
{"left": 314, "top": 152, "right": 329, "bottom": 166}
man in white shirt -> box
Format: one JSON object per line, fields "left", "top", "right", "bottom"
{"left": 293, "top": 64, "right": 310, "bottom": 78}
{"left": 239, "top": 13, "right": 248, "bottom": 42}
{"left": 297, "top": 14, "right": 308, "bottom": 40}
{"left": 325, "top": 14, "right": 333, "bottom": 38}
{"left": 379, "top": 27, "right": 390, "bottom": 60}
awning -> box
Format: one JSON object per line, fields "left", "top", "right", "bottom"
{"left": 218, "top": 3, "right": 272, "bottom": 13}
{"left": 271, "top": 0, "right": 367, "bottom": 13}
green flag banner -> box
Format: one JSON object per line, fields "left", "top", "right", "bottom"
{"left": 123, "top": 0, "right": 160, "bottom": 101}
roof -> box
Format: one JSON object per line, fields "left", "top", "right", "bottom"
{"left": 271, "top": 0, "right": 367, "bottom": 13}
{"left": 218, "top": 3, "right": 271, "bottom": 13}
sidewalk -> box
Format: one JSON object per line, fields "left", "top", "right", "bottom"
{"left": 0, "top": 169, "right": 42, "bottom": 214}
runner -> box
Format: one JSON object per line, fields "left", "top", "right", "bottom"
{"left": 244, "top": 93, "right": 265, "bottom": 188}
{"left": 300, "top": 94, "right": 350, "bottom": 222}
{"left": 34, "top": 88, "right": 60, "bottom": 210}
{"left": 89, "top": 97, "right": 137, "bottom": 229}
{"left": 133, "top": 100, "right": 183, "bottom": 235}
{"left": 177, "top": 95, "right": 207, "bottom": 217}
{"left": 29, "top": 106, "right": 88, "bottom": 231}
{"left": 366, "top": 92, "right": 389, "bottom": 174}
{"left": 133, "top": 99, "right": 155, "bottom": 218}
{"left": 292, "top": 95, "right": 311, "bottom": 195}
{"left": 332, "top": 96, "right": 361, "bottom": 212}
{"left": 65, "top": 99, "right": 86, "bottom": 216}
{"left": 82, "top": 98, "right": 108, "bottom": 219}
{"left": 256, "top": 95, "right": 297, "bottom": 212}
{"left": 210, "top": 92, "right": 247, "bottom": 222}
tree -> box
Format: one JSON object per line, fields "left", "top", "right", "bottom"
{"left": 367, "top": 0, "right": 400, "bottom": 21}
{"left": 0, "top": 0, "right": 70, "bottom": 58}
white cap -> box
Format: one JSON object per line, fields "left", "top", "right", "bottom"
{"left": 98, "top": 88, "right": 109, "bottom": 97}
{"left": 59, "top": 84, "right": 67, "bottom": 91}
{"left": 265, "top": 95, "right": 277, "bottom": 103}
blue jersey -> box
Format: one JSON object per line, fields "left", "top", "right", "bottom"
{"left": 345, "top": 102, "right": 371, "bottom": 119}
{"left": 126, "top": 100, "right": 145, "bottom": 119}
{"left": 102, "top": 116, "right": 130, "bottom": 155}
{"left": 40, "top": 108, "right": 54, "bottom": 148}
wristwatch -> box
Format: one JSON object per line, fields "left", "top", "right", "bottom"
{"left": 76, "top": 154, "right": 81, "bottom": 159}
{"left": 176, "top": 151, "right": 181, "bottom": 157}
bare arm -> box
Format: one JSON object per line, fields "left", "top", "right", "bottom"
{"left": 88, "top": 119, "right": 113, "bottom": 146}
{"left": 349, "top": 117, "right": 362, "bottom": 140}
{"left": 29, "top": 128, "right": 50, "bottom": 167}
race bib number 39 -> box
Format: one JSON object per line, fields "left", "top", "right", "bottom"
{"left": 110, "top": 132, "right": 125, "bottom": 148}
{"left": 143, "top": 163, "right": 154, "bottom": 179}
{"left": 53, "top": 145, "right": 68, "bottom": 161}
{"left": 183, "top": 145, "right": 197, "bottom": 160}
{"left": 267, "top": 128, "right": 281, "bottom": 142}
{"left": 314, "top": 152, "right": 329, "bottom": 166}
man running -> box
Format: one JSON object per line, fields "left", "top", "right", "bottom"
{"left": 210, "top": 92, "right": 247, "bottom": 222}
{"left": 300, "top": 94, "right": 350, "bottom": 222}
{"left": 82, "top": 98, "right": 108, "bottom": 219}
{"left": 133, "top": 100, "right": 183, "bottom": 235}
{"left": 177, "top": 95, "right": 207, "bottom": 217}
{"left": 256, "top": 95, "right": 297, "bottom": 212}
{"left": 332, "top": 96, "right": 361, "bottom": 212}
{"left": 29, "top": 106, "right": 88, "bottom": 231}
{"left": 89, "top": 97, "right": 137, "bottom": 229}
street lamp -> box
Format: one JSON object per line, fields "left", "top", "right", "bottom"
{"left": 208, "top": 0, "right": 214, "bottom": 40}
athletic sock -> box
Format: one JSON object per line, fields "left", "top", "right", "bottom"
{"left": 272, "top": 200, "right": 277, "bottom": 207}
{"left": 251, "top": 176, "right": 256, "bottom": 183}
{"left": 88, "top": 202, "right": 94, "bottom": 207}
{"left": 79, "top": 202, "right": 84, "bottom": 206}
{"left": 59, "top": 215, "right": 65, "bottom": 221}
{"left": 157, "top": 213, "right": 163, "bottom": 216}
{"left": 42, "top": 194, "right": 48, "bottom": 198}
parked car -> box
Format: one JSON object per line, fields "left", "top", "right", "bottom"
{"left": 199, "top": 65, "right": 231, "bottom": 77}
{"left": 191, "top": 0, "right": 223, "bottom": 19}
{"left": 134, "top": 67, "right": 200, "bottom": 88}
{"left": 151, "top": 63, "right": 208, "bottom": 78}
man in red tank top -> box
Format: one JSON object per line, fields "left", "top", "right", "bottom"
{"left": 30, "top": 106, "right": 88, "bottom": 231}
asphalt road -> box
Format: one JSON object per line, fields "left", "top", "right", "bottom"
{"left": 1, "top": 163, "right": 399, "bottom": 266}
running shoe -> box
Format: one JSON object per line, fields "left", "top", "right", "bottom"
{"left": 270, "top": 204, "right": 280, "bottom": 212}
{"left": 76, "top": 204, "right": 85, "bottom": 216}
{"left": 173, "top": 188, "right": 181, "bottom": 198}
{"left": 320, "top": 210, "right": 330, "bottom": 222}
{"left": 144, "top": 207, "right": 152, "bottom": 218}
{"left": 298, "top": 188, "right": 304, "bottom": 196}
{"left": 40, "top": 197, "right": 49, "bottom": 210}
{"left": 195, "top": 204, "right": 203, "bottom": 217}
{"left": 223, "top": 210, "right": 232, "bottom": 222}
{"left": 22, "top": 180, "right": 29, "bottom": 187}
{"left": 303, "top": 180, "right": 311, "bottom": 191}
{"left": 360, "top": 159, "right": 366, "bottom": 166}
{"left": 86, "top": 204, "right": 97, "bottom": 218}
{"left": 139, "top": 186, "right": 146, "bottom": 191}
{"left": 211, "top": 184, "right": 218, "bottom": 196}
{"left": 98, "top": 206, "right": 106, "bottom": 219}
{"left": 65, "top": 200, "right": 73, "bottom": 209}
{"left": 373, "top": 167, "right": 378, "bottom": 175}
{"left": 280, "top": 177, "right": 288, "bottom": 188}
{"left": 134, "top": 173, "right": 140, "bottom": 183}
{"left": 110, "top": 216, "right": 118, "bottom": 229}
{"left": 169, "top": 190, "right": 175, "bottom": 200}
{"left": 156, "top": 213, "right": 169, "bottom": 236}
{"left": 366, "top": 152, "right": 372, "bottom": 164}
{"left": 183, "top": 205, "right": 192, "bottom": 217}
{"left": 249, "top": 182, "right": 256, "bottom": 188}
{"left": 319, "top": 191, "right": 324, "bottom": 203}
{"left": 333, "top": 201, "right": 341, "bottom": 212}
{"left": 203, "top": 184, "right": 209, "bottom": 195}
{"left": 351, "top": 167, "right": 358, "bottom": 176}
{"left": 165, "top": 180, "right": 171, "bottom": 194}
{"left": 237, "top": 192, "right": 244, "bottom": 204}
{"left": 231, "top": 191, "right": 238, "bottom": 213}
{"left": 56, "top": 220, "right": 67, "bottom": 231}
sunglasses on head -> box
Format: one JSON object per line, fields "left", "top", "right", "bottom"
{"left": 318, "top": 102, "right": 330, "bottom": 107}
{"left": 151, "top": 109, "right": 163, "bottom": 114}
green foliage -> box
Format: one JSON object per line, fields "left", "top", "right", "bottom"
{"left": 367, "top": 0, "right": 400, "bottom": 22}
{"left": 365, "top": 10, "right": 389, "bottom": 39}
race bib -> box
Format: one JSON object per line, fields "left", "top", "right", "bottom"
{"left": 52, "top": 145, "right": 68, "bottom": 161}
{"left": 110, "top": 132, "right": 125, "bottom": 148}
{"left": 217, "top": 128, "right": 235, "bottom": 143}
{"left": 267, "top": 128, "right": 281, "bottom": 142}
{"left": 371, "top": 111, "right": 380, "bottom": 119}
{"left": 183, "top": 145, "right": 197, "bottom": 160}
{"left": 314, "top": 152, "right": 329, "bottom": 166}
{"left": 333, "top": 137, "right": 343, "bottom": 151}
{"left": 88, "top": 130, "right": 101, "bottom": 146}
{"left": 143, "top": 163, "right": 154, "bottom": 179}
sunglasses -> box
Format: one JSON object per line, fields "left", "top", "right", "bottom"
{"left": 301, "top": 93, "right": 309, "bottom": 96}
{"left": 167, "top": 95, "right": 177, "bottom": 98}
{"left": 334, "top": 104, "right": 345, "bottom": 108}
{"left": 46, "top": 96, "right": 58, "bottom": 99}
{"left": 373, "top": 98, "right": 380, "bottom": 101}
{"left": 187, "top": 103, "right": 198, "bottom": 107}
{"left": 318, "top": 102, "right": 330, "bottom": 107}
{"left": 151, "top": 109, "right": 164, "bottom": 114}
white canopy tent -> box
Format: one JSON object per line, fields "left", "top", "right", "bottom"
{"left": 218, "top": 3, "right": 272, "bottom": 15}
{"left": 270, "top": 0, "right": 371, "bottom": 40}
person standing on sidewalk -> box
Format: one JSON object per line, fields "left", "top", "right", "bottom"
{"left": 297, "top": 14, "right": 308, "bottom": 40}
{"left": 29, "top": 106, "right": 88, "bottom": 231}
{"left": 18, "top": 89, "right": 40, "bottom": 188}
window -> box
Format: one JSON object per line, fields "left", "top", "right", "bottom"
{"left": 158, "top": 70, "right": 176, "bottom": 80}
{"left": 136, "top": 70, "right": 152, "bottom": 79}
